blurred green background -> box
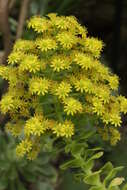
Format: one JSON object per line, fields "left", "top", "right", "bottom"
{"left": 0, "top": 0, "right": 127, "bottom": 190}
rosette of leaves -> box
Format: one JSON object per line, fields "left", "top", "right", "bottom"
{"left": 0, "top": 132, "right": 57, "bottom": 190}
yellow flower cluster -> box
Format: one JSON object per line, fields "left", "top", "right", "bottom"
{"left": 52, "top": 120, "right": 74, "bottom": 138}
{"left": 0, "top": 94, "right": 21, "bottom": 114}
{"left": 29, "top": 77, "right": 50, "bottom": 95}
{"left": 36, "top": 38, "right": 57, "bottom": 52}
{"left": 51, "top": 55, "right": 71, "bottom": 72}
{"left": 74, "top": 53, "right": 94, "bottom": 70}
{"left": 56, "top": 32, "right": 77, "bottom": 49}
{"left": 0, "top": 13, "right": 127, "bottom": 159}
{"left": 98, "top": 126, "right": 121, "bottom": 146}
{"left": 13, "top": 39, "right": 35, "bottom": 52}
{"left": 6, "top": 120, "right": 24, "bottom": 137}
{"left": 24, "top": 115, "right": 46, "bottom": 136}
{"left": 16, "top": 139, "right": 33, "bottom": 157}
{"left": 19, "top": 54, "right": 41, "bottom": 73}
{"left": 63, "top": 97, "right": 83, "bottom": 115}
{"left": 28, "top": 16, "right": 49, "bottom": 33}
{"left": 55, "top": 81, "right": 72, "bottom": 99}
{"left": 84, "top": 37, "right": 103, "bottom": 58}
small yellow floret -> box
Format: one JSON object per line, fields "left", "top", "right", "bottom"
{"left": 19, "top": 54, "right": 41, "bottom": 73}
{"left": 55, "top": 81, "right": 72, "bottom": 99}
{"left": 110, "top": 114, "right": 122, "bottom": 127}
{"left": 0, "top": 66, "right": 10, "bottom": 80}
{"left": 118, "top": 96, "right": 127, "bottom": 114}
{"left": 56, "top": 32, "right": 77, "bottom": 49}
{"left": 29, "top": 77, "right": 50, "bottom": 95}
{"left": 52, "top": 120, "right": 74, "bottom": 138}
{"left": 14, "top": 39, "right": 35, "bottom": 52}
{"left": 108, "top": 75, "right": 119, "bottom": 90}
{"left": 74, "top": 53, "right": 94, "bottom": 70}
{"left": 109, "top": 128, "right": 121, "bottom": 145}
{"left": 63, "top": 97, "right": 83, "bottom": 115}
{"left": 96, "top": 63, "right": 109, "bottom": 80}
{"left": 53, "top": 16, "right": 70, "bottom": 30}
{"left": 36, "top": 38, "right": 57, "bottom": 52}
{"left": 6, "top": 120, "right": 23, "bottom": 137}
{"left": 8, "top": 51, "right": 23, "bottom": 65}
{"left": 51, "top": 56, "right": 71, "bottom": 72}
{"left": 0, "top": 94, "right": 14, "bottom": 114}
{"left": 16, "top": 139, "right": 32, "bottom": 157}
{"left": 74, "top": 77, "right": 94, "bottom": 93}
{"left": 84, "top": 37, "right": 103, "bottom": 58}
{"left": 94, "top": 85, "right": 110, "bottom": 103}
{"left": 92, "top": 97, "right": 105, "bottom": 116}
{"left": 24, "top": 116, "right": 46, "bottom": 136}
{"left": 28, "top": 16, "right": 49, "bottom": 33}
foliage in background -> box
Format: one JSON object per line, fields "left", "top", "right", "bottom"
{"left": 0, "top": 131, "right": 58, "bottom": 190}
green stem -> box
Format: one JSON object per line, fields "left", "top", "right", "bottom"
{"left": 54, "top": 96, "right": 63, "bottom": 122}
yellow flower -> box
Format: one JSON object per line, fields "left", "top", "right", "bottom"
{"left": 95, "top": 63, "right": 109, "bottom": 80}
{"left": 53, "top": 16, "right": 70, "bottom": 30}
{"left": 94, "top": 85, "right": 110, "bottom": 103}
{"left": 0, "top": 66, "right": 11, "bottom": 80}
{"left": 51, "top": 55, "right": 71, "bottom": 72}
{"left": 118, "top": 96, "right": 127, "bottom": 114}
{"left": 110, "top": 113, "right": 122, "bottom": 127}
{"left": 24, "top": 116, "right": 46, "bottom": 136}
{"left": 8, "top": 86, "right": 25, "bottom": 97}
{"left": 0, "top": 66, "right": 7, "bottom": 76}
{"left": 101, "top": 100, "right": 120, "bottom": 126}
{"left": 36, "top": 38, "right": 57, "bottom": 52}
{"left": 47, "top": 13, "right": 57, "bottom": 20}
{"left": 16, "top": 139, "right": 32, "bottom": 157}
{"left": 0, "top": 94, "right": 14, "bottom": 114}
{"left": 56, "top": 32, "right": 77, "bottom": 49}
{"left": 52, "top": 120, "right": 74, "bottom": 138}
{"left": 109, "top": 128, "right": 121, "bottom": 145}
{"left": 74, "top": 77, "right": 94, "bottom": 93}
{"left": 108, "top": 75, "right": 119, "bottom": 90}
{"left": 101, "top": 112, "right": 111, "bottom": 125}
{"left": 74, "top": 53, "right": 94, "bottom": 70}
{"left": 19, "top": 54, "right": 41, "bottom": 73}
{"left": 8, "top": 51, "right": 23, "bottom": 65}
{"left": 84, "top": 37, "right": 103, "bottom": 58}
{"left": 63, "top": 97, "right": 83, "bottom": 115}
{"left": 55, "top": 81, "right": 72, "bottom": 99}
{"left": 76, "top": 24, "right": 87, "bottom": 38}
{"left": 66, "top": 15, "right": 78, "bottom": 26}
{"left": 6, "top": 120, "right": 23, "bottom": 137}
{"left": 29, "top": 77, "right": 50, "bottom": 95}
{"left": 61, "top": 120, "right": 74, "bottom": 138}
{"left": 14, "top": 39, "right": 35, "bottom": 52}
{"left": 92, "top": 97, "right": 105, "bottom": 116}
{"left": 28, "top": 16, "right": 49, "bottom": 33}
{"left": 6, "top": 68, "right": 18, "bottom": 87}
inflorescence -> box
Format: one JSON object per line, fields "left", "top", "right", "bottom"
{"left": 0, "top": 13, "right": 127, "bottom": 159}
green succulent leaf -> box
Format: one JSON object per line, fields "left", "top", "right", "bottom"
{"left": 84, "top": 171, "right": 102, "bottom": 186}
{"left": 108, "top": 177, "right": 124, "bottom": 188}
{"left": 104, "top": 166, "right": 124, "bottom": 186}
{"left": 60, "top": 158, "right": 84, "bottom": 170}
